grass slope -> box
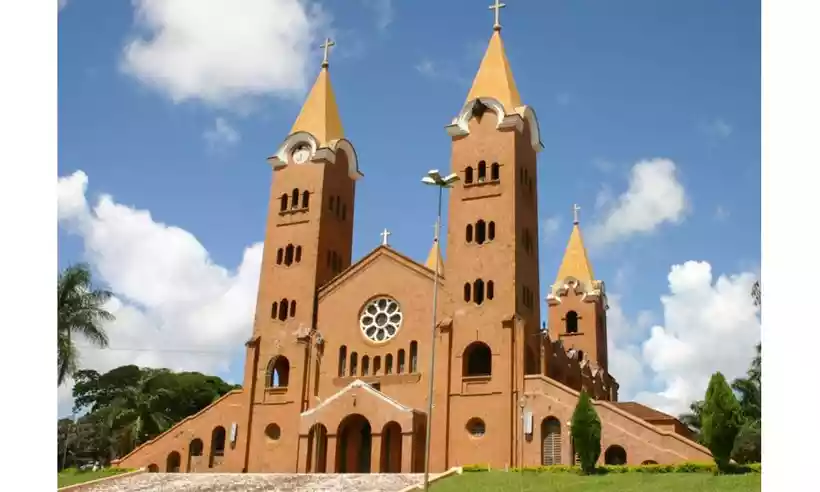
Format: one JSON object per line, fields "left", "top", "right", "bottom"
{"left": 431, "top": 472, "right": 761, "bottom": 492}
{"left": 57, "top": 468, "right": 131, "bottom": 488}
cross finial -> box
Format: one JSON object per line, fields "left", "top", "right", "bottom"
{"left": 380, "top": 228, "right": 392, "bottom": 246}
{"left": 489, "top": 0, "right": 507, "bottom": 31}
{"left": 320, "top": 37, "right": 335, "bottom": 68}
{"left": 573, "top": 204, "right": 581, "bottom": 225}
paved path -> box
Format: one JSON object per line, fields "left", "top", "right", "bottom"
{"left": 80, "top": 473, "right": 427, "bottom": 491}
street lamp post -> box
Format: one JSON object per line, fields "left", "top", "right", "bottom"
{"left": 421, "top": 169, "right": 459, "bottom": 491}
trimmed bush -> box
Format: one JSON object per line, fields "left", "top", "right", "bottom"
{"left": 571, "top": 390, "right": 602, "bottom": 475}
{"left": 701, "top": 372, "right": 744, "bottom": 472}
{"left": 464, "top": 462, "right": 760, "bottom": 475}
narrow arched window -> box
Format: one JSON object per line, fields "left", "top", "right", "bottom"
{"left": 491, "top": 162, "right": 500, "bottom": 181}
{"left": 329, "top": 196, "right": 335, "bottom": 211}
{"left": 398, "top": 349, "right": 406, "bottom": 374}
{"left": 463, "top": 283, "right": 471, "bottom": 302}
{"left": 350, "top": 352, "right": 358, "bottom": 376}
{"left": 285, "top": 244, "right": 294, "bottom": 266}
{"left": 475, "top": 220, "right": 486, "bottom": 244}
{"left": 342, "top": 204, "right": 347, "bottom": 220}
{"left": 466, "top": 224, "right": 473, "bottom": 243}
{"left": 290, "top": 300, "right": 296, "bottom": 317}
{"left": 362, "top": 356, "right": 370, "bottom": 376}
{"left": 488, "top": 222, "right": 495, "bottom": 241}
{"left": 487, "top": 281, "right": 495, "bottom": 300}
{"left": 276, "top": 248, "right": 283, "bottom": 265}
{"left": 278, "top": 298, "right": 288, "bottom": 321}
{"left": 478, "top": 161, "right": 487, "bottom": 182}
{"left": 280, "top": 194, "right": 288, "bottom": 212}
{"left": 302, "top": 190, "right": 310, "bottom": 208}
{"left": 291, "top": 189, "right": 299, "bottom": 209}
{"left": 465, "top": 167, "right": 474, "bottom": 184}
{"left": 295, "top": 246, "right": 302, "bottom": 263}
{"left": 566, "top": 311, "right": 579, "bottom": 334}
{"left": 334, "top": 196, "right": 340, "bottom": 215}
{"left": 463, "top": 342, "right": 492, "bottom": 377}
{"left": 373, "top": 356, "right": 381, "bottom": 375}
{"left": 271, "top": 302, "right": 278, "bottom": 319}
{"left": 410, "top": 341, "right": 418, "bottom": 373}
{"left": 386, "top": 354, "right": 394, "bottom": 374}
{"left": 338, "top": 346, "right": 347, "bottom": 377}
{"left": 473, "top": 279, "right": 485, "bottom": 305}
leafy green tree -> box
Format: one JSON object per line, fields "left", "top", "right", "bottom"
{"left": 701, "top": 372, "right": 743, "bottom": 472}
{"left": 679, "top": 400, "right": 705, "bottom": 440}
{"left": 58, "top": 263, "right": 113, "bottom": 385}
{"left": 571, "top": 390, "right": 602, "bottom": 475}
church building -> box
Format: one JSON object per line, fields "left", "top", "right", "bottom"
{"left": 113, "top": 4, "right": 711, "bottom": 475}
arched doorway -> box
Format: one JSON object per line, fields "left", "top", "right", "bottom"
{"left": 604, "top": 445, "right": 627, "bottom": 465}
{"left": 187, "top": 438, "right": 204, "bottom": 472}
{"left": 541, "top": 417, "right": 561, "bottom": 465}
{"left": 166, "top": 451, "right": 181, "bottom": 472}
{"left": 147, "top": 464, "right": 159, "bottom": 473}
{"left": 307, "top": 423, "right": 329, "bottom": 473}
{"left": 380, "top": 421, "right": 403, "bottom": 473}
{"left": 336, "top": 414, "right": 372, "bottom": 473}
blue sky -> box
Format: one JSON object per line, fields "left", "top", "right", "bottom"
{"left": 57, "top": 0, "right": 761, "bottom": 417}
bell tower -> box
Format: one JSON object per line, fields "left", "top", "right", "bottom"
{"left": 245, "top": 38, "right": 363, "bottom": 411}
{"left": 546, "top": 206, "right": 610, "bottom": 372}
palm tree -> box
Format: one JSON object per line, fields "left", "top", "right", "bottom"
{"left": 58, "top": 263, "right": 114, "bottom": 385}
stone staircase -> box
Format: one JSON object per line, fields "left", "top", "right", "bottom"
{"left": 78, "top": 473, "right": 430, "bottom": 491}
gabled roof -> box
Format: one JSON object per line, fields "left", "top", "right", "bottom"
{"left": 318, "top": 245, "right": 438, "bottom": 299}
{"left": 614, "top": 402, "right": 678, "bottom": 422}
{"left": 301, "top": 379, "right": 416, "bottom": 417}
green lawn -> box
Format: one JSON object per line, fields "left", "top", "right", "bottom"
{"left": 431, "top": 472, "right": 761, "bottom": 492}
{"left": 57, "top": 468, "right": 131, "bottom": 488}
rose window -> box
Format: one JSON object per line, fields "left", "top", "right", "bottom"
{"left": 360, "top": 297, "right": 402, "bottom": 343}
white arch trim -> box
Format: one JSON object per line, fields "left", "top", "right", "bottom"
{"left": 445, "top": 97, "right": 544, "bottom": 153}
{"left": 267, "top": 131, "right": 364, "bottom": 181}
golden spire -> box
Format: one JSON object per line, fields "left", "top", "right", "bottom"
{"left": 425, "top": 238, "right": 445, "bottom": 276}
{"left": 553, "top": 204, "right": 595, "bottom": 292}
{"left": 464, "top": 1, "right": 521, "bottom": 112}
{"left": 288, "top": 38, "right": 344, "bottom": 147}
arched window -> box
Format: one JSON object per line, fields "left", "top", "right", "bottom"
{"left": 475, "top": 220, "right": 486, "bottom": 244}
{"left": 289, "top": 300, "right": 296, "bottom": 317}
{"left": 488, "top": 221, "right": 495, "bottom": 241}
{"left": 362, "top": 356, "right": 370, "bottom": 376}
{"left": 604, "top": 445, "right": 627, "bottom": 465}
{"left": 577, "top": 350, "right": 584, "bottom": 361}
{"left": 271, "top": 302, "right": 278, "bottom": 319}
{"left": 491, "top": 162, "right": 500, "bottom": 181}
{"left": 189, "top": 438, "right": 204, "bottom": 457}
{"left": 280, "top": 194, "right": 288, "bottom": 212}
{"left": 473, "top": 279, "right": 485, "bottom": 305}
{"left": 466, "top": 224, "right": 473, "bottom": 243}
{"left": 463, "top": 283, "right": 472, "bottom": 302}
{"left": 210, "top": 426, "right": 226, "bottom": 459}
{"left": 338, "top": 346, "right": 347, "bottom": 377}
{"left": 463, "top": 341, "right": 492, "bottom": 376}
{"left": 386, "top": 354, "right": 394, "bottom": 374}
{"left": 285, "top": 244, "right": 294, "bottom": 266}
{"left": 409, "top": 341, "right": 418, "bottom": 373}
{"left": 266, "top": 356, "right": 290, "bottom": 388}
{"left": 487, "top": 281, "right": 494, "bottom": 300}
{"left": 278, "top": 298, "right": 288, "bottom": 321}
{"left": 295, "top": 246, "right": 302, "bottom": 263}
{"left": 329, "top": 196, "right": 335, "bottom": 211}
{"left": 166, "top": 451, "right": 181, "bottom": 472}
{"left": 291, "top": 189, "right": 300, "bottom": 209}
{"left": 341, "top": 204, "right": 347, "bottom": 220}
{"left": 477, "top": 161, "right": 487, "bottom": 182}
{"left": 465, "top": 167, "right": 474, "bottom": 184}
{"left": 397, "top": 349, "right": 406, "bottom": 374}
{"left": 641, "top": 460, "right": 658, "bottom": 465}
{"left": 302, "top": 190, "right": 310, "bottom": 208}
{"left": 350, "top": 352, "right": 358, "bottom": 376}
{"left": 541, "top": 417, "right": 561, "bottom": 465}
{"left": 566, "top": 311, "right": 579, "bottom": 334}
{"left": 334, "top": 196, "right": 340, "bottom": 215}
{"left": 373, "top": 356, "right": 381, "bottom": 375}
{"left": 276, "top": 248, "right": 283, "bottom": 264}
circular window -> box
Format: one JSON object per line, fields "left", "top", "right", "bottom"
{"left": 265, "top": 423, "right": 281, "bottom": 441}
{"left": 360, "top": 296, "right": 403, "bottom": 343}
{"left": 466, "top": 418, "right": 486, "bottom": 438}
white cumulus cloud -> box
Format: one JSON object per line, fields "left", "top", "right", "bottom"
{"left": 57, "top": 171, "right": 263, "bottom": 416}
{"left": 608, "top": 261, "right": 760, "bottom": 416}
{"left": 589, "top": 158, "right": 688, "bottom": 246}
{"left": 120, "top": 0, "right": 330, "bottom": 107}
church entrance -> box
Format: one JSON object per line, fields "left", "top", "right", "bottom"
{"left": 379, "top": 421, "right": 403, "bottom": 473}
{"left": 307, "top": 423, "right": 329, "bottom": 473}
{"left": 336, "top": 414, "right": 372, "bottom": 473}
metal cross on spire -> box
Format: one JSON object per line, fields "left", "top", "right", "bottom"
{"left": 573, "top": 204, "right": 581, "bottom": 225}
{"left": 320, "top": 37, "right": 335, "bottom": 68}
{"left": 489, "top": 0, "right": 507, "bottom": 31}
{"left": 380, "top": 228, "right": 392, "bottom": 246}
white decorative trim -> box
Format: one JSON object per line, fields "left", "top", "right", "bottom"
{"left": 445, "top": 97, "right": 543, "bottom": 153}
{"left": 300, "top": 379, "right": 412, "bottom": 417}
{"left": 267, "top": 132, "right": 364, "bottom": 181}
{"left": 547, "top": 278, "right": 609, "bottom": 310}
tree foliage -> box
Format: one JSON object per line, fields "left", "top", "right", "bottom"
{"left": 571, "top": 390, "right": 602, "bottom": 474}
{"left": 59, "top": 365, "right": 238, "bottom": 469}
{"left": 58, "top": 263, "right": 114, "bottom": 385}
{"left": 700, "top": 372, "right": 743, "bottom": 472}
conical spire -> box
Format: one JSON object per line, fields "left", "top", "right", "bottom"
{"left": 425, "top": 238, "right": 445, "bottom": 276}
{"left": 464, "top": 24, "right": 522, "bottom": 112}
{"left": 288, "top": 38, "right": 344, "bottom": 147}
{"left": 553, "top": 205, "right": 595, "bottom": 293}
